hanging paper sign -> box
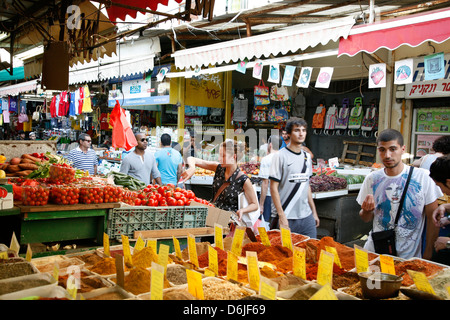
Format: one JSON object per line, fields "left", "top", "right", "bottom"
{"left": 268, "top": 64, "right": 280, "bottom": 83}
{"left": 236, "top": 58, "right": 249, "bottom": 74}
{"left": 282, "top": 65, "right": 296, "bottom": 87}
{"left": 253, "top": 60, "right": 263, "bottom": 79}
{"left": 369, "top": 63, "right": 386, "bottom": 88}
{"left": 296, "top": 67, "right": 313, "bottom": 88}
{"left": 156, "top": 67, "right": 169, "bottom": 82}
{"left": 424, "top": 52, "right": 445, "bottom": 81}
{"left": 394, "top": 59, "right": 413, "bottom": 84}
{"left": 315, "top": 67, "right": 334, "bottom": 88}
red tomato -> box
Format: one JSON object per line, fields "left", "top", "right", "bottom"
{"left": 134, "top": 199, "right": 142, "bottom": 206}
{"left": 147, "top": 199, "right": 156, "bottom": 206}
{"left": 165, "top": 190, "right": 173, "bottom": 198}
{"left": 159, "top": 199, "right": 168, "bottom": 206}
{"left": 173, "top": 192, "right": 182, "bottom": 200}
{"left": 174, "top": 187, "right": 182, "bottom": 192}
{"left": 167, "top": 197, "right": 177, "bottom": 206}
{"left": 176, "top": 199, "right": 184, "bottom": 206}
{"left": 167, "top": 183, "right": 175, "bottom": 189}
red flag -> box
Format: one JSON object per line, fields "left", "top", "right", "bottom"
{"left": 109, "top": 100, "right": 137, "bottom": 151}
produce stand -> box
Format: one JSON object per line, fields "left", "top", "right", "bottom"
{"left": 15, "top": 202, "right": 121, "bottom": 245}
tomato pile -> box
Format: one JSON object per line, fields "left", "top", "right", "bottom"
{"left": 50, "top": 186, "right": 80, "bottom": 205}
{"left": 49, "top": 164, "right": 76, "bottom": 183}
{"left": 22, "top": 185, "right": 50, "bottom": 206}
{"left": 103, "top": 185, "right": 124, "bottom": 203}
{"left": 79, "top": 185, "right": 105, "bottom": 204}
{"left": 133, "top": 183, "right": 214, "bottom": 207}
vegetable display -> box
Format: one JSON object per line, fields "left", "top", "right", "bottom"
{"left": 107, "top": 171, "right": 146, "bottom": 191}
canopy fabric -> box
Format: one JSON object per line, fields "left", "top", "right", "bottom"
{"left": 338, "top": 8, "right": 450, "bottom": 57}
{"left": 0, "top": 66, "right": 24, "bottom": 81}
{"left": 172, "top": 16, "right": 356, "bottom": 70}
{"left": 0, "top": 79, "right": 38, "bottom": 97}
{"left": 106, "top": 0, "right": 183, "bottom": 22}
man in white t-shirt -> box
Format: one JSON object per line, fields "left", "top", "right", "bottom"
{"left": 357, "top": 129, "right": 442, "bottom": 259}
{"left": 259, "top": 135, "right": 283, "bottom": 224}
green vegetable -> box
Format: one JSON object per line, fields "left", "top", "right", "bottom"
{"left": 107, "top": 171, "right": 146, "bottom": 190}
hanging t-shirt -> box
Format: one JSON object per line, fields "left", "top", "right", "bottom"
{"left": 78, "top": 87, "right": 84, "bottom": 115}
{"left": 69, "top": 92, "right": 76, "bottom": 116}
{"left": 3, "top": 110, "right": 10, "bottom": 123}
{"left": 1, "top": 98, "right": 8, "bottom": 111}
{"left": 100, "top": 113, "right": 109, "bottom": 130}
{"left": 356, "top": 165, "right": 443, "bottom": 259}
{"left": 82, "top": 85, "right": 92, "bottom": 113}
{"left": 9, "top": 96, "right": 18, "bottom": 113}
{"left": 49, "top": 96, "right": 57, "bottom": 118}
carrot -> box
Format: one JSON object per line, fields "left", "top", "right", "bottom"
{"left": 6, "top": 164, "right": 21, "bottom": 173}
{"left": 21, "top": 154, "right": 42, "bottom": 162}
{"left": 18, "top": 163, "right": 38, "bottom": 170}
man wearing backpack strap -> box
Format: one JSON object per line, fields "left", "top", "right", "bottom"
{"left": 269, "top": 118, "right": 319, "bottom": 237}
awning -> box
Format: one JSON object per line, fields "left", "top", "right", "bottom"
{"left": 172, "top": 16, "right": 356, "bottom": 70}
{"left": 0, "top": 79, "right": 38, "bottom": 96}
{"left": 106, "top": 0, "right": 183, "bottom": 22}
{"left": 338, "top": 8, "right": 450, "bottom": 57}
{"left": 0, "top": 66, "right": 24, "bottom": 81}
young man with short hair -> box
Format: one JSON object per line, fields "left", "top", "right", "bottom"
{"left": 155, "top": 133, "right": 183, "bottom": 186}
{"left": 357, "top": 129, "right": 442, "bottom": 259}
{"left": 269, "top": 118, "right": 319, "bottom": 237}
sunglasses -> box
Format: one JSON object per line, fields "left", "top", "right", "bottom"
{"left": 140, "top": 138, "right": 148, "bottom": 142}
{"left": 83, "top": 139, "right": 92, "bottom": 142}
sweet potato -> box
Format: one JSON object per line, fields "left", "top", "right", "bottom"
{"left": 18, "top": 163, "right": 38, "bottom": 171}
{"left": 6, "top": 164, "right": 21, "bottom": 173}
{"left": 21, "top": 154, "right": 42, "bottom": 162}
{"left": 6, "top": 173, "right": 16, "bottom": 177}
{"left": 0, "top": 163, "right": 8, "bottom": 170}
{"left": 20, "top": 158, "right": 35, "bottom": 164}
{"left": 10, "top": 158, "right": 21, "bottom": 165}
{"left": 15, "top": 170, "right": 33, "bottom": 177}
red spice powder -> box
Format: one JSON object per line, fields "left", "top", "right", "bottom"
{"left": 394, "top": 260, "right": 444, "bottom": 286}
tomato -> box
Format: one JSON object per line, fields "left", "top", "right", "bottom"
{"left": 173, "top": 192, "right": 182, "bottom": 200}
{"left": 167, "top": 183, "right": 175, "bottom": 189}
{"left": 185, "top": 190, "right": 195, "bottom": 199}
{"left": 148, "top": 199, "right": 157, "bottom": 206}
{"left": 167, "top": 197, "right": 177, "bottom": 206}
{"left": 174, "top": 187, "right": 182, "bottom": 192}
{"left": 134, "top": 199, "right": 142, "bottom": 206}
{"left": 159, "top": 200, "right": 168, "bottom": 206}
{"left": 185, "top": 199, "right": 191, "bottom": 205}
{"left": 165, "top": 190, "right": 173, "bottom": 198}
{"left": 138, "top": 193, "right": 145, "bottom": 199}
{"left": 176, "top": 199, "right": 184, "bottom": 206}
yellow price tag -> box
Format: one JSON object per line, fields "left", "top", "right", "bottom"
{"left": 26, "top": 244, "right": 32, "bottom": 262}
{"left": 379, "top": 255, "right": 396, "bottom": 275}
{"left": 325, "top": 246, "right": 341, "bottom": 268}
{"left": 0, "top": 251, "right": 7, "bottom": 259}
{"left": 354, "top": 245, "right": 369, "bottom": 274}
{"left": 258, "top": 227, "right": 271, "bottom": 247}
{"left": 231, "top": 226, "right": 246, "bottom": 256}
{"left": 317, "top": 250, "right": 334, "bottom": 286}
{"left": 407, "top": 270, "right": 436, "bottom": 295}
{"left": 103, "top": 233, "right": 110, "bottom": 257}
{"left": 9, "top": 232, "right": 20, "bottom": 255}
{"left": 227, "top": 251, "right": 238, "bottom": 282}
{"left": 246, "top": 251, "right": 260, "bottom": 292}
{"left": 53, "top": 262, "right": 60, "bottom": 282}
{"left": 147, "top": 239, "right": 158, "bottom": 254}
{"left": 121, "top": 235, "right": 133, "bottom": 266}
{"left": 214, "top": 223, "right": 223, "bottom": 250}
{"left": 281, "top": 227, "right": 293, "bottom": 251}
{"left": 66, "top": 274, "right": 78, "bottom": 300}
{"left": 293, "top": 247, "right": 306, "bottom": 280}
{"left": 208, "top": 246, "right": 218, "bottom": 276}
{"left": 150, "top": 262, "right": 165, "bottom": 300}
{"left": 134, "top": 236, "right": 146, "bottom": 252}
{"left": 186, "top": 269, "right": 204, "bottom": 300}
{"left": 158, "top": 244, "right": 170, "bottom": 273}
{"left": 172, "top": 236, "right": 182, "bottom": 259}
{"left": 204, "top": 269, "right": 216, "bottom": 277}
{"left": 309, "top": 283, "right": 338, "bottom": 300}
{"left": 188, "top": 234, "right": 199, "bottom": 267}
{"left": 260, "top": 277, "right": 277, "bottom": 300}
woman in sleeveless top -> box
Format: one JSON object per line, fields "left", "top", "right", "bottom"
{"left": 181, "top": 139, "right": 258, "bottom": 219}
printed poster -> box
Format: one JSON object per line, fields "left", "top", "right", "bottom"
{"left": 296, "top": 67, "right": 313, "bottom": 88}
{"left": 267, "top": 64, "right": 280, "bottom": 83}
{"left": 282, "top": 65, "right": 296, "bottom": 87}
{"left": 315, "top": 67, "right": 334, "bottom": 88}
{"left": 394, "top": 59, "right": 413, "bottom": 84}
{"left": 368, "top": 63, "right": 386, "bottom": 88}
{"left": 236, "top": 58, "right": 248, "bottom": 74}
{"left": 424, "top": 52, "right": 445, "bottom": 81}
{"left": 252, "top": 60, "right": 263, "bottom": 80}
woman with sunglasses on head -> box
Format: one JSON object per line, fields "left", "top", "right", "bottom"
{"left": 66, "top": 133, "right": 98, "bottom": 175}
{"left": 119, "top": 132, "right": 162, "bottom": 186}
{"left": 181, "top": 139, "right": 259, "bottom": 228}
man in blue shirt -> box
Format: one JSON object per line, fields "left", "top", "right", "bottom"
{"left": 66, "top": 133, "right": 98, "bottom": 175}
{"left": 155, "top": 133, "right": 183, "bottom": 186}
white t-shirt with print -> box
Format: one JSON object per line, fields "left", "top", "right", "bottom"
{"left": 356, "top": 165, "right": 443, "bottom": 259}
{"left": 259, "top": 152, "right": 276, "bottom": 197}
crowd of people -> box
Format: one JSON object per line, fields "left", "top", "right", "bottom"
{"left": 56, "top": 117, "right": 449, "bottom": 264}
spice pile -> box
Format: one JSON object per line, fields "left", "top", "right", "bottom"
{"left": 202, "top": 279, "right": 252, "bottom": 300}
{"left": 0, "top": 262, "right": 37, "bottom": 280}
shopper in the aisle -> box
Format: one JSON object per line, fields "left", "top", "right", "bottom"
{"left": 357, "top": 129, "right": 442, "bottom": 259}
{"left": 269, "top": 117, "right": 319, "bottom": 238}
{"left": 181, "top": 139, "right": 259, "bottom": 225}
{"left": 119, "top": 132, "right": 162, "bottom": 186}
{"left": 259, "top": 135, "right": 283, "bottom": 225}
{"left": 66, "top": 133, "right": 98, "bottom": 175}
{"left": 412, "top": 135, "right": 450, "bottom": 171}
{"left": 429, "top": 155, "right": 450, "bottom": 265}
{"left": 155, "top": 133, "right": 183, "bottom": 186}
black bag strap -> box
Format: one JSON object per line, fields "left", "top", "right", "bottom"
{"left": 394, "top": 166, "right": 414, "bottom": 226}
{"left": 282, "top": 151, "right": 308, "bottom": 211}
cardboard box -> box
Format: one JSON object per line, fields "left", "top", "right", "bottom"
{"left": 0, "top": 184, "right": 13, "bottom": 210}
{"left": 190, "top": 201, "right": 231, "bottom": 228}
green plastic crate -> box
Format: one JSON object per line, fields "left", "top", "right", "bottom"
{"left": 107, "top": 206, "right": 208, "bottom": 240}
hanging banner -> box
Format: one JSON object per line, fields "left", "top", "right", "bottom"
{"left": 236, "top": 58, "right": 249, "bottom": 74}
{"left": 296, "top": 67, "right": 313, "bottom": 88}
{"left": 315, "top": 67, "right": 333, "bottom": 88}
{"left": 394, "top": 59, "right": 413, "bottom": 84}
{"left": 424, "top": 52, "right": 445, "bottom": 81}
{"left": 282, "top": 65, "right": 296, "bottom": 87}
{"left": 368, "top": 63, "right": 386, "bottom": 88}
{"left": 108, "top": 78, "right": 170, "bottom": 107}
{"left": 268, "top": 64, "right": 280, "bottom": 83}
{"left": 405, "top": 53, "right": 450, "bottom": 99}
{"left": 253, "top": 60, "right": 263, "bottom": 80}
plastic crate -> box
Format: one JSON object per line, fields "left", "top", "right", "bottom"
{"left": 107, "top": 206, "right": 208, "bottom": 240}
